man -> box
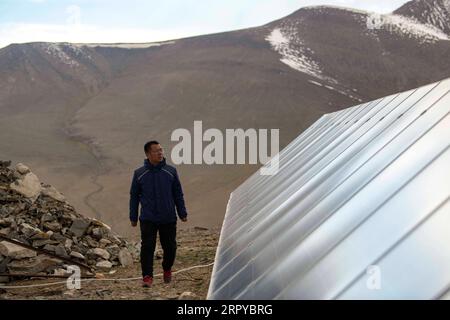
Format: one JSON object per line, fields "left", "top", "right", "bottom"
{"left": 129, "top": 140, "right": 188, "bottom": 287}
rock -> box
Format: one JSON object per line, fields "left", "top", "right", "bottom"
{"left": 43, "top": 244, "right": 56, "bottom": 252}
{"left": 91, "top": 227, "right": 108, "bottom": 240}
{"left": 1, "top": 160, "right": 136, "bottom": 278}
{"left": 128, "top": 242, "right": 141, "bottom": 260}
{"left": 72, "top": 244, "right": 88, "bottom": 255}
{"left": 70, "top": 251, "right": 86, "bottom": 260}
{"left": 99, "top": 239, "right": 112, "bottom": 248}
{"left": 9, "top": 172, "right": 41, "bottom": 202}
{"left": 20, "top": 223, "right": 41, "bottom": 238}
{"left": 7, "top": 256, "right": 61, "bottom": 273}
{"left": 0, "top": 206, "right": 8, "bottom": 216}
{"left": 0, "top": 241, "right": 37, "bottom": 259}
{"left": 53, "top": 268, "right": 69, "bottom": 276}
{"left": 0, "top": 219, "right": 12, "bottom": 228}
{"left": 43, "top": 221, "right": 62, "bottom": 232}
{"left": 118, "top": 248, "right": 133, "bottom": 267}
{"left": 84, "top": 236, "right": 98, "bottom": 248}
{"left": 179, "top": 292, "right": 197, "bottom": 300}
{"left": 96, "top": 260, "right": 112, "bottom": 271}
{"left": 0, "top": 160, "right": 11, "bottom": 167}
{"left": 0, "top": 228, "right": 11, "bottom": 237}
{"left": 0, "top": 256, "right": 11, "bottom": 273}
{"left": 64, "top": 239, "right": 73, "bottom": 251}
{"left": 15, "top": 163, "right": 30, "bottom": 175}
{"left": 41, "top": 184, "right": 66, "bottom": 202}
{"left": 30, "top": 231, "right": 51, "bottom": 240}
{"left": 40, "top": 213, "right": 55, "bottom": 223}
{"left": 90, "top": 218, "right": 111, "bottom": 231}
{"left": 167, "top": 294, "right": 179, "bottom": 300}
{"left": 9, "top": 220, "right": 18, "bottom": 230}
{"left": 105, "top": 244, "right": 120, "bottom": 258}
{"left": 69, "top": 219, "right": 90, "bottom": 237}
{"left": 32, "top": 239, "right": 59, "bottom": 247}
{"left": 91, "top": 248, "right": 110, "bottom": 260}
{"left": 12, "top": 171, "right": 22, "bottom": 180}
{"left": 54, "top": 244, "right": 69, "bottom": 258}
{"left": 51, "top": 232, "right": 66, "bottom": 242}
{"left": 111, "top": 235, "right": 123, "bottom": 245}
{"left": 0, "top": 206, "right": 14, "bottom": 216}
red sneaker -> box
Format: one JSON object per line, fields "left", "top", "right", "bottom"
{"left": 163, "top": 270, "right": 172, "bottom": 283}
{"left": 142, "top": 275, "right": 153, "bottom": 287}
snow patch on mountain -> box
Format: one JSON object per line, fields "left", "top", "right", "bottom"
{"left": 325, "top": 84, "right": 363, "bottom": 102}
{"left": 308, "top": 80, "right": 323, "bottom": 87}
{"left": 266, "top": 28, "right": 329, "bottom": 81}
{"left": 308, "top": 80, "right": 362, "bottom": 102}
{"left": 73, "top": 41, "right": 175, "bottom": 49}
{"left": 303, "top": 5, "right": 368, "bottom": 16}
{"left": 366, "top": 13, "right": 449, "bottom": 43}
{"left": 64, "top": 44, "right": 93, "bottom": 60}
{"left": 37, "top": 43, "right": 95, "bottom": 67}
{"left": 266, "top": 26, "right": 363, "bottom": 101}
{"left": 41, "top": 44, "right": 80, "bottom": 67}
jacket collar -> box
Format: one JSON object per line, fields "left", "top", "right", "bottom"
{"left": 144, "top": 157, "right": 166, "bottom": 170}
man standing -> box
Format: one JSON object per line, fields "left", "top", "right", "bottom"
{"left": 130, "top": 140, "right": 188, "bottom": 287}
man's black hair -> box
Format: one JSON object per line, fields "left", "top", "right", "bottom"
{"left": 144, "top": 140, "right": 160, "bottom": 154}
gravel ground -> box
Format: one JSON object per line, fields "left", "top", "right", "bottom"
{"left": 0, "top": 227, "right": 220, "bottom": 300}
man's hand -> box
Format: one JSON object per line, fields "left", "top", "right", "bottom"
{"left": 131, "top": 221, "right": 138, "bottom": 227}
{"left": 181, "top": 217, "right": 187, "bottom": 222}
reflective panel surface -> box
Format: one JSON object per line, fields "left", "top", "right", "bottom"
{"left": 208, "top": 78, "right": 450, "bottom": 300}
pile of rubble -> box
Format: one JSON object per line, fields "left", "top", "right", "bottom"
{"left": 0, "top": 160, "right": 138, "bottom": 283}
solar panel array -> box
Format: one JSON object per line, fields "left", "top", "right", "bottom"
{"left": 207, "top": 78, "right": 450, "bottom": 299}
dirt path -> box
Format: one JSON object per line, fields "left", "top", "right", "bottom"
{"left": 83, "top": 173, "right": 104, "bottom": 220}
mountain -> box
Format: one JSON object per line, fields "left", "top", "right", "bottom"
{"left": 1, "top": 0, "right": 449, "bottom": 236}
{"left": 395, "top": 0, "right": 450, "bottom": 35}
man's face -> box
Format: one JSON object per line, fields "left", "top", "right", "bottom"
{"left": 147, "top": 144, "right": 164, "bottom": 163}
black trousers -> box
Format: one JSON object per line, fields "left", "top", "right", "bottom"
{"left": 140, "top": 220, "right": 177, "bottom": 277}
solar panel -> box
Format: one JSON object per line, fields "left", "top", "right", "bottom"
{"left": 207, "top": 78, "right": 450, "bottom": 300}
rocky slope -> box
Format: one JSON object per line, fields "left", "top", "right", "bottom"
{"left": 394, "top": 0, "right": 450, "bottom": 35}
{"left": 0, "top": 227, "right": 219, "bottom": 300}
{"left": 0, "top": 160, "right": 137, "bottom": 283}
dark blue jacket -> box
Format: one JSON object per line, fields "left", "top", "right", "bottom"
{"left": 129, "top": 157, "right": 187, "bottom": 224}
